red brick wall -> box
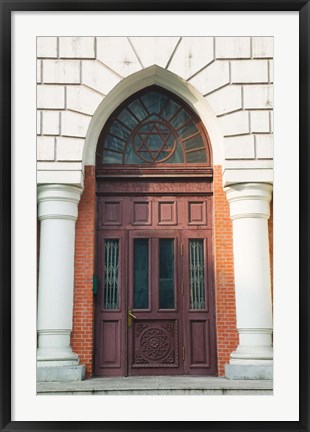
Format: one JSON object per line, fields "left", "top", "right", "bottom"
{"left": 213, "top": 165, "right": 239, "bottom": 376}
{"left": 72, "top": 165, "right": 239, "bottom": 377}
{"left": 71, "top": 166, "right": 96, "bottom": 377}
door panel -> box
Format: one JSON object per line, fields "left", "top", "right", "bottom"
{"left": 98, "top": 320, "right": 121, "bottom": 368}
{"left": 189, "top": 319, "right": 211, "bottom": 368}
{"left": 131, "top": 320, "right": 179, "bottom": 369}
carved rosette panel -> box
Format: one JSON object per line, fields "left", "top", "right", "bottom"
{"left": 132, "top": 320, "right": 178, "bottom": 368}
{"left": 141, "top": 328, "right": 170, "bottom": 360}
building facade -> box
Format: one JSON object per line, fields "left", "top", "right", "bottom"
{"left": 36, "top": 36, "right": 273, "bottom": 382}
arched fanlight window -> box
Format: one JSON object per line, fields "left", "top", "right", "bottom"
{"left": 96, "top": 85, "right": 212, "bottom": 170}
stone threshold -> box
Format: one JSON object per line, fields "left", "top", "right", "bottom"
{"left": 37, "top": 376, "right": 273, "bottom": 395}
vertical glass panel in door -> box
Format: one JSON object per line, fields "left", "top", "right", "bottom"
{"left": 134, "top": 239, "right": 149, "bottom": 309}
{"left": 159, "top": 239, "right": 175, "bottom": 309}
{"left": 104, "top": 240, "right": 119, "bottom": 309}
{"left": 189, "top": 240, "right": 205, "bottom": 309}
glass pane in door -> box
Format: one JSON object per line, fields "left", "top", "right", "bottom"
{"left": 159, "top": 239, "right": 175, "bottom": 309}
{"left": 134, "top": 239, "right": 149, "bottom": 309}
{"left": 104, "top": 239, "right": 119, "bottom": 309}
{"left": 189, "top": 239, "right": 205, "bottom": 309}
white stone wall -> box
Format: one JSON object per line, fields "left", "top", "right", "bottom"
{"left": 37, "top": 36, "right": 273, "bottom": 187}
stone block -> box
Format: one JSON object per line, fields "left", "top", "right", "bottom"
{"left": 37, "top": 85, "right": 65, "bottom": 109}
{"left": 269, "top": 60, "right": 273, "bottom": 83}
{"left": 243, "top": 85, "right": 273, "bottom": 109}
{"left": 270, "top": 112, "right": 273, "bottom": 132}
{"left": 96, "top": 37, "right": 142, "bottom": 77}
{"left": 66, "top": 85, "right": 103, "bottom": 116}
{"left": 43, "top": 60, "right": 80, "bottom": 84}
{"left": 190, "top": 61, "right": 230, "bottom": 95}
{"left": 206, "top": 85, "right": 242, "bottom": 116}
{"left": 37, "top": 60, "right": 42, "bottom": 84}
{"left": 219, "top": 111, "right": 250, "bottom": 136}
{"left": 250, "top": 111, "right": 270, "bottom": 133}
{"left": 37, "top": 37, "right": 58, "bottom": 58}
{"left": 168, "top": 37, "right": 214, "bottom": 80}
{"left": 215, "top": 37, "right": 251, "bottom": 59}
{"left": 37, "top": 162, "right": 83, "bottom": 171}
{"left": 59, "top": 37, "right": 95, "bottom": 59}
{"left": 37, "top": 170, "right": 84, "bottom": 188}
{"left": 42, "top": 111, "right": 60, "bottom": 135}
{"left": 224, "top": 159, "right": 273, "bottom": 169}
{"left": 129, "top": 37, "right": 180, "bottom": 68}
{"left": 223, "top": 167, "right": 273, "bottom": 187}
{"left": 81, "top": 60, "right": 121, "bottom": 95}
{"left": 37, "top": 365, "right": 85, "bottom": 382}
{"left": 37, "top": 136, "right": 55, "bottom": 161}
{"left": 37, "top": 111, "right": 41, "bottom": 135}
{"left": 252, "top": 37, "right": 273, "bottom": 58}
{"left": 56, "top": 137, "right": 85, "bottom": 161}
{"left": 61, "top": 111, "right": 91, "bottom": 138}
{"left": 224, "top": 135, "right": 255, "bottom": 159}
{"left": 225, "top": 364, "right": 273, "bottom": 380}
{"left": 231, "top": 60, "right": 269, "bottom": 84}
{"left": 256, "top": 134, "right": 273, "bottom": 159}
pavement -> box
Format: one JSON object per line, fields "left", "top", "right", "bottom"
{"left": 37, "top": 375, "right": 273, "bottom": 395}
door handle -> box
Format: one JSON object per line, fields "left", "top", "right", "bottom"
{"left": 128, "top": 309, "right": 137, "bottom": 319}
{"left": 128, "top": 308, "right": 137, "bottom": 328}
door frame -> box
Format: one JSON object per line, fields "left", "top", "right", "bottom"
{"left": 94, "top": 178, "right": 217, "bottom": 377}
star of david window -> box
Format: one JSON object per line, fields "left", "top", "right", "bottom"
{"left": 96, "top": 86, "right": 212, "bottom": 171}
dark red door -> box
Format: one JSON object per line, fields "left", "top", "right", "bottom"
{"left": 94, "top": 230, "right": 127, "bottom": 376}
{"left": 94, "top": 186, "right": 217, "bottom": 377}
{"left": 128, "top": 230, "right": 184, "bottom": 375}
{"left": 182, "top": 230, "right": 217, "bottom": 375}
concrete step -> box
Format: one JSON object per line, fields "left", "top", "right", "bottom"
{"left": 37, "top": 376, "right": 273, "bottom": 395}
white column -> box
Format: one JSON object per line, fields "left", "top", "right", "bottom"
{"left": 224, "top": 183, "right": 273, "bottom": 379}
{"left": 37, "top": 184, "right": 85, "bottom": 381}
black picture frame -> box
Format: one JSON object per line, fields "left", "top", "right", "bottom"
{"left": 1, "top": 1, "right": 309, "bottom": 431}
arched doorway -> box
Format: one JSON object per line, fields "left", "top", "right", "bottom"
{"left": 94, "top": 85, "right": 217, "bottom": 376}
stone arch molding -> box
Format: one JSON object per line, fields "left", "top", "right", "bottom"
{"left": 83, "top": 66, "right": 224, "bottom": 167}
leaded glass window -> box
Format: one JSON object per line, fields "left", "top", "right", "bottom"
{"left": 97, "top": 86, "right": 211, "bottom": 166}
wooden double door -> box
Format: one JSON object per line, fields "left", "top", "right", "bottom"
{"left": 95, "top": 184, "right": 217, "bottom": 377}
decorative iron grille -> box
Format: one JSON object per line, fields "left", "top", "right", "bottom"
{"left": 189, "top": 240, "right": 206, "bottom": 309}
{"left": 104, "top": 240, "right": 119, "bottom": 309}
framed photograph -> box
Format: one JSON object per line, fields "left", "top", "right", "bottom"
{"left": 2, "top": 1, "right": 308, "bottom": 431}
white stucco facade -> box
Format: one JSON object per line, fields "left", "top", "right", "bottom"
{"left": 36, "top": 36, "right": 274, "bottom": 381}
{"left": 37, "top": 36, "right": 273, "bottom": 187}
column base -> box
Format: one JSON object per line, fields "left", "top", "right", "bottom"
{"left": 37, "top": 365, "right": 86, "bottom": 382}
{"left": 37, "top": 344, "right": 80, "bottom": 365}
{"left": 225, "top": 364, "right": 273, "bottom": 380}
